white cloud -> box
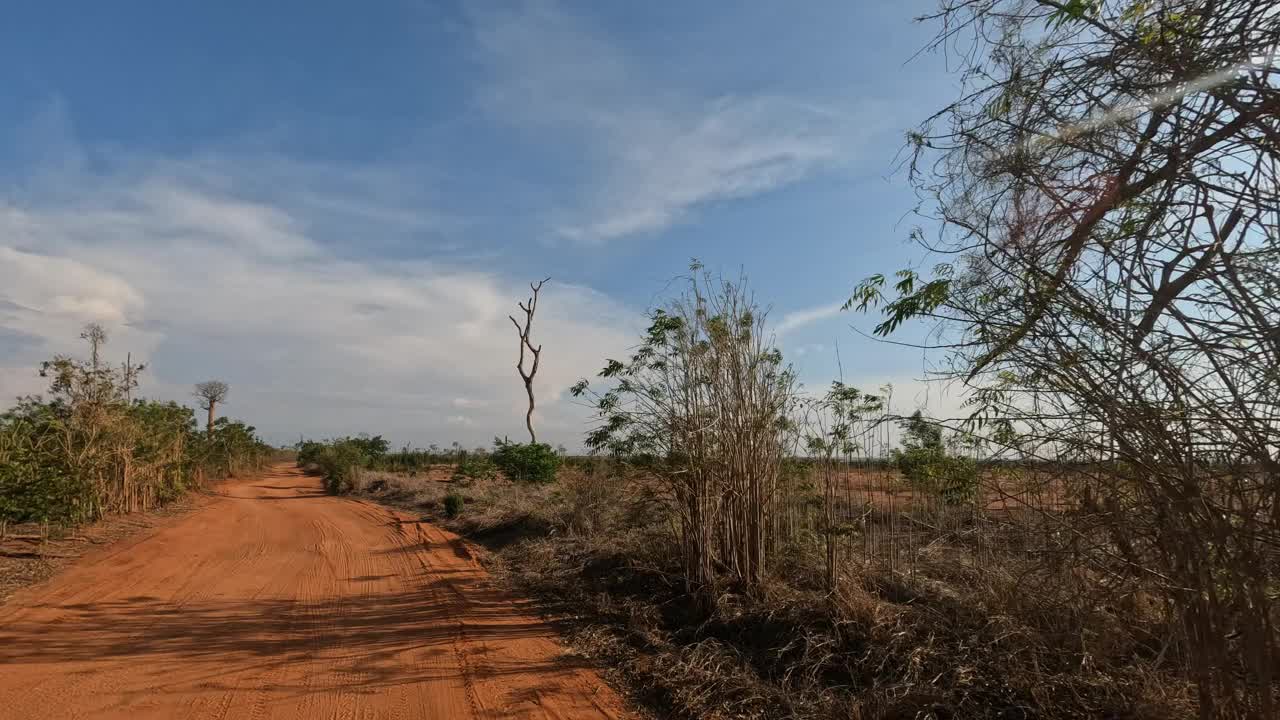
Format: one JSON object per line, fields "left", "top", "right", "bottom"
{"left": 470, "top": 1, "right": 873, "bottom": 242}
{"left": 131, "top": 182, "right": 317, "bottom": 260}
{"left": 0, "top": 246, "right": 143, "bottom": 325}
{"left": 864, "top": 375, "right": 968, "bottom": 421}
{"left": 0, "top": 245, "right": 161, "bottom": 366}
{"left": 557, "top": 97, "right": 851, "bottom": 242}
{"left": 794, "top": 371, "right": 972, "bottom": 439}
{"left": 0, "top": 366, "right": 47, "bottom": 404}
{"left": 0, "top": 155, "right": 637, "bottom": 448}
{"left": 776, "top": 301, "right": 846, "bottom": 336}
{"left": 792, "top": 343, "right": 826, "bottom": 358}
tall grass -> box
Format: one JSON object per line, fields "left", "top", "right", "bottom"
{"left": 0, "top": 328, "right": 272, "bottom": 525}
{"left": 573, "top": 266, "right": 797, "bottom": 594}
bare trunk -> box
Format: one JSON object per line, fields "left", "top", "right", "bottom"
{"left": 524, "top": 379, "right": 536, "bottom": 444}
{"left": 207, "top": 403, "right": 215, "bottom": 436}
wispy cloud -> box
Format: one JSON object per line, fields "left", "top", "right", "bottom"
{"left": 776, "top": 301, "right": 845, "bottom": 336}
{"left": 469, "top": 1, "right": 873, "bottom": 242}
{"left": 556, "top": 97, "right": 850, "bottom": 242}
{"left": 0, "top": 151, "right": 637, "bottom": 446}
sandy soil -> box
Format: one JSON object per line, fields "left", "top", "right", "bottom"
{"left": 1, "top": 492, "right": 207, "bottom": 605}
{"left": 0, "top": 464, "right": 628, "bottom": 720}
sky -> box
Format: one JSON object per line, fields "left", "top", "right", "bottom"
{"left": 0, "top": 0, "right": 968, "bottom": 448}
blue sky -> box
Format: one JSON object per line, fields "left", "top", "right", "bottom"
{"left": 0, "top": 0, "right": 966, "bottom": 447}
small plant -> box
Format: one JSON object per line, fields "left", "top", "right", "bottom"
{"left": 491, "top": 438, "right": 561, "bottom": 483}
{"left": 443, "top": 492, "right": 464, "bottom": 518}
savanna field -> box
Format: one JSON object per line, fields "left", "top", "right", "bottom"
{"left": 2, "top": 1, "right": 1278, "bottom": 719}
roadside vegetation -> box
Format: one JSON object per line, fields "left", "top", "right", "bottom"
{"left": 328, "top": 261, "right": 1228, "bottom": 718}
{"left": 0, "top": 325, "right": 274, "bottom": 529}
{"left": 299, "top": 434, "right": 561, "bottom": 495}
{"left": 5, "top": 1, "right": 1270, "bottom": 718}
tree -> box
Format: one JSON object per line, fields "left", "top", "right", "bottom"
{"left": 899, "top": 410, "right": 942, "bottom": 452}
{"left": 80, "top": 323, "right": 107, "bottom": 370}
{"left": 120, "top": 352, "right": 146, "bottom": 402}
{"left": 892, "top": 410, "right": 977, "bottom": 505}
{"left": 852, "top": 2, "right": 1279, "bottom": 716}
{"left": 193, "top": 381, "right": 230, "bottom": 436}
{"left": 509, "top": 277, "right": 549, "bottom": 443}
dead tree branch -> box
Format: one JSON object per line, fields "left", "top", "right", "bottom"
{"left": 509, "top": 277, "right": 550, "bottom": 443}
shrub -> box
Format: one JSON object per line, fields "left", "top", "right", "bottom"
{"left": 894, "top": 447, "right": 978, "bottom": 505}
{"left": 491, "top": 438, "right": 561, "bottom": 483}
{"left": 892, "top": 410, "right": 978, "bottom": 506}
{"left": 298, "top": 437, "right": 399, "bottom": 494}
{"left": 443, "top": 492, "right": 464, "bottom": 518}
{"left": 368, "top": 443, "right": 471, "bottom": 473}
{"left": 312, "top": 441, "right": 368, "bottom": 495}
{"left": 452, "top": 454, "right": 497, "bottom": 483}
{"left": 345, "top": 434, "right": 389, "bottom": 461}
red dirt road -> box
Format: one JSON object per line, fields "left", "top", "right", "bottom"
{"left": 0, "top": 465, "right": 629, "bottom": 719}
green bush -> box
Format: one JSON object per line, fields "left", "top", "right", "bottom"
{"left": 888, "top": 410, "right": 979, "bottom": 506}
{"left": 0, "top": 442, "right": 91, "bottom": 524}
{"left": 0, "top": 331, "right": 270, "bottom": 525}
{"left": 298, "top": 440, "right": 368, "bottom": 495}
{"left": 444, "top": 492, "right": 464, "bottom": 518}
{"left": 193, "top": 417, "right": 272, "bottom": 480}
{"left": 452, "top": 454, "right": 497, "bottom": 483}
{"left": 492, "top": 438, "right": 561, "bottom": 483}
{"left": 345, "top": 434, "right": 389, "bottom": 461}
{"left": 298, "top": 437, "right": 394, "bottom": 494}
{"left": 894, "top": 447, "right": 979, "bottom": 505}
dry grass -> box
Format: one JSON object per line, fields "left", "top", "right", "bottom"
{"left": 350, "top": 465, "right": 1195, "bottom": 720}
{"left": 785, "top": 466, "right": 1075, "bottom": 515}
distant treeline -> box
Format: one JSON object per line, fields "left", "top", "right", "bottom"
{"left": 296, "top": 435, "right": 562, "bottom": 493}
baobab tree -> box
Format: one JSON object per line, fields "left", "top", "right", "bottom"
{"left": 193, "top": 381, "right": 229, "bottom": 435}
{"left": 508, "top": 277, "right": 549, "bottom": 443}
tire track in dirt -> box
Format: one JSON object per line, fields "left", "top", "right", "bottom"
{"left": 0, "top": 464, "right": 629, "bottom": 720}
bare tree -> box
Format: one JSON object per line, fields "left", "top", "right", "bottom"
{"left": 509, "top": 278, "right": 549, "bottom": 443}
{"left": 80, "top": 323, "right": 106, "bottom": 370}
{"left": 120, "top": 352, "right": 146, "bottom": 403}
{"left": 193, "top": 381, "right": 230, "bottom": 435}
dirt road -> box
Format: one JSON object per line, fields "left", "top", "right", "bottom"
{"left": 0, "top": 465, "right": 628, "bottom": 719}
